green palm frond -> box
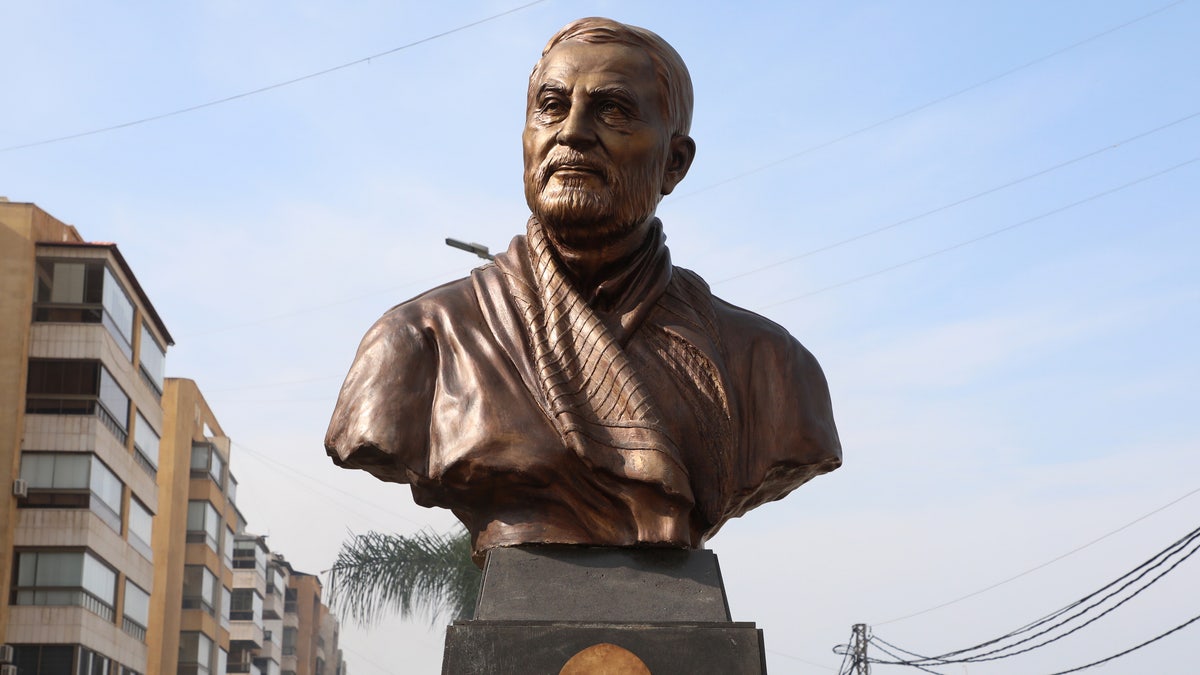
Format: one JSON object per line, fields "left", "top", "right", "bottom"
{"left": 326, "top": 526, "right": 481, "bottom": 628}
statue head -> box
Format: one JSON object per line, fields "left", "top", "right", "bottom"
{"left": 522, "top": 18, "right": 697, "bottom": 251}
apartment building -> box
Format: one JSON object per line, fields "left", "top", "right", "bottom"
{"left": 145, "top": 378, "right": 239, "bottom": 675}
{"left": 1, "top": 201, "right": 343, "bottom": 675}
{"left": 1, "top": 201, "right": 172, "bottom": 675}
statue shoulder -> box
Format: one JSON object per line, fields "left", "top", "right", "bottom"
{"left": 369, "top": 275, "right": 482, "bottom": 336}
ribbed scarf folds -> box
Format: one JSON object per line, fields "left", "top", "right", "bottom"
{"left": 476, "top": 218, "right": 695, "bottom": 509}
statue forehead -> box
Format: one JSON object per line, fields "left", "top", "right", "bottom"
{"left": 531, "top": 40, "right": 658, "bottom": 92}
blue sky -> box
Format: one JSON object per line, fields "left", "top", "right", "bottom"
{"left": 3, "top": 1, "right": 1198, "bottom": 673}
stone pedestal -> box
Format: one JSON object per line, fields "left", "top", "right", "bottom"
{"left": 442, "top": 546, "right": 767, "bottom": 674}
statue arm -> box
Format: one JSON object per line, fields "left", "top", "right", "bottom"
{"left": 324, "top": 308, "right": 437, "bottom": 484}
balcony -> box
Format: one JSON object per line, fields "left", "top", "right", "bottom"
{"left": 229, "top": 620, "right": 264, "bottom": 649}
{"left": 227, "top": 662, "right": 263, "bottom": 675}
{"left": 263, "top": 590, "right": 283, "bottom": 620}
{"left": 258, "top": 636, "right": 281, "bottom": 663}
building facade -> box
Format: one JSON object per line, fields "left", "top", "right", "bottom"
{"left": 1, "top": 201, "right": 173, "bottom": 675}
{"left": 1, "top": 201, "right": 343, "bottom": 675}
{"left": 145, "top": 378, "right": 238, "bottom": 675}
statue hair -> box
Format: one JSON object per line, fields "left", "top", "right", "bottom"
{"left": 534, "top": 17, "right": 694, "bottom": 137}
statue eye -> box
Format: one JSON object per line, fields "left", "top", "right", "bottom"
{"left": 538, "top": 97, "right": 566, "bottom": 117}
{"left": 598, "top": 101, "right": 627, "bottom": 119}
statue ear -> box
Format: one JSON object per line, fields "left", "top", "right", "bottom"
{"left": 660, "top": 134, "right": 696, "bottom": 196}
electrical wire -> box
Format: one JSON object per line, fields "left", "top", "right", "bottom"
{"left": 712, "top": 109, "right": 1200, "bottom": 287}
{"left": 867, "top": 638, "right": 946, "bottom": 675}
{"left": 177, "top": 263, "right": 468, "bottom": 339}
{"left": 1048, "top": 612, "right": 1200, "bottom": 674}
{"left": 867, "top": 523, "right": 1200, "bottom": 668}
{"left": 231, "top": 439, "right": 428, "bottom": 530}
{"left": 875, "top": 484, "right": 1200, "bottom": 626}
{"left": 928, "top": 531, "right": 1200, "bottom": 664}
{"left": 757, "top": 154, "right": 1199, "bottom": 309}
{"left": 675, "top": 0, "right": 1188, "bottom": 201}
{"left": 0, "top": 0, "right": 550, "bottom": 153}
{"left": 874, "top": 526, "right": 1199, "bottom": 663}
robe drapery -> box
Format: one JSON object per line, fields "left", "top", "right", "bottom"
{"left": 325, "top": 218, "right": 841, "bottom": 559}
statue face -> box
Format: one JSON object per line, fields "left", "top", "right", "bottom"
{"left": 523, "top": 41, "right": 673, "bottom": 249}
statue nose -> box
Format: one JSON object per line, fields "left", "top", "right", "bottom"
{"left": 556, "top": 109, "right": 597, "bottom": 149}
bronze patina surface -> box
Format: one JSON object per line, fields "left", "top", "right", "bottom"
{"left": 325, "top": 17, "right": 842, "bottom": 561}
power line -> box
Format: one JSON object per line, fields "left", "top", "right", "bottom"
{"left": 179, "top": 110, "right": 1199, "bottom": 347}
{"left": 0, "top": 0, "right": 550, "bottom": 153}
{"left": 231, "top": 439, "right": 428, "bottom": 531}
{"left": 177, "top": 264, "right": 465, "bottom": 339}
{"left": 864, "top": 523, "right": 1200, "bottom": 668}
{"left": 908, "top": 529, "right": 1200, "bottom": 664}
{"left": 713, "top": 109, "right": 1200, "bottom": 287}
{"left": 758, "top": 154, "right": 1200, "bottom": 309}
{"left": 1048, "top": 612, "right": 1200, "bottom": 674}
{"left": 675, "top": 0, "right": 1188, "bottom": 201}
{"left": 874, "top": 484, "right": 1200, "bottom": 626}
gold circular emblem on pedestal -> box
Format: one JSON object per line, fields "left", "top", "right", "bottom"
{"left": 558, "top": 643, "right": 652, "bottom": 674}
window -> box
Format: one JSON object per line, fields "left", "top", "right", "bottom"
{"left": 223, "top": 527, "right": 235, "bottom": 566}
{"left": 138, "top": 323, "right": 165, "bottom": 394}
{"left": 133, "top": 412, "right": 159, "bottom": 476}
{"left": 19, "top": 452, "right": 124, "bottom": 532}
{"left": 227, "top": 473, "right": 238, "bottom": 505}
{"left": 129, "top": 498, "right": 153, "bottom": 560}
{"left": 186, "top": 501, "right": 220, "bottom": 551}
{"left": 13, "top": 550, "right": 118, "bottom": 621}
{"left": 77, "top": 647, "right": 111, "bottom": 675}
{"left": 190, "top": 442, "right": 224, "bottom": 488}
{"left": 123, "top": 581, "right": 150, "bottom": 641}
{"left": 284, "top": 587, "right": 298, "bottom": 614}
{"left": 182, "top": 565, "right": 217, "bottom": 615}
{"left": 232, "top": 538, "right": 267, "bottom": 577}
{"left": 26, "top": 360, "right": 130, "bottom": 443}
{"left": 177, "top": 632, "right": 213, "bottom": 675}
{"left": 13, "top": 645, "right": 75, "bottom": 675}
{"left": 220, "top": 585, "right": 231, "bottom": 628}
{"left": 282, "top": 627, "right": 298, "bottom": 656}
{"left": 266, "top": 565, "right": 286, "bottom": 596}
{"left": 34, "top": 259, "right": 135, "bottom": 359}
{"left": 230, "top": 588, "right": 263, "bottom": 622}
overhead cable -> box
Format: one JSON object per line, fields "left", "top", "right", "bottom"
{"left": 676, "top": 0, "right": 1188, "bottom": 200}
{"left": 714, "top": 109, "right": 1200, "bottom": 287}
{"left": 865, "top": 523, "right": 1200, "bottom": 668}
{"left": 1048, "top": 612, "right": 1200, "bottom": 674}
{"left": 875, "top": 484, "right": 1200, "bottom": 626}
{"left": 758, "top": 154, "right": 1199, "bottom": 309}
{"left": 0, "top": 0, "right": 550, "bottom": 153}
{"left": 232, "top": 439, "right": 428, "bottom": 530}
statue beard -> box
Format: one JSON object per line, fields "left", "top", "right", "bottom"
{"left": 526, "top": 150, "right": 664, "bottom": 251}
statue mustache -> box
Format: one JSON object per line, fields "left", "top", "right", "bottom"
{"left": 537, "top": 152, "right": 611, "bottom": 187}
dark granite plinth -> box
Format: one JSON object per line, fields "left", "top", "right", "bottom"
{"left": 442, "top": 546, "right": 768, "bottom": 675}
{"left": 443, "top": 621, "right": 766, "bottom": 674}
{"left": 474, "top": 546, "right": 731, "bottom": 622}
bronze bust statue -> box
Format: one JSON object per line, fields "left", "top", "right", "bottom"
{"left": 325, "top": 17, "right": 841, "bottom": 561}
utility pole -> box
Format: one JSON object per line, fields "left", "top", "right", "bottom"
{"left": 850, "top": 623, "right": 870, "bottom": 674}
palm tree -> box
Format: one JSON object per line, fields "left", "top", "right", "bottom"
{"left": 326, "top": 526, "right": 481, "bottom": 627}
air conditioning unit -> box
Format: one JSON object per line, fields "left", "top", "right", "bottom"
{"left": 12, "top": 479, "right": 27, "bottom": 498}
{"left": 0, "top": 644, "right": 13, "bottom": 663}
{"left": 0, "top": 663, "right": 17, "bottom": 675}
